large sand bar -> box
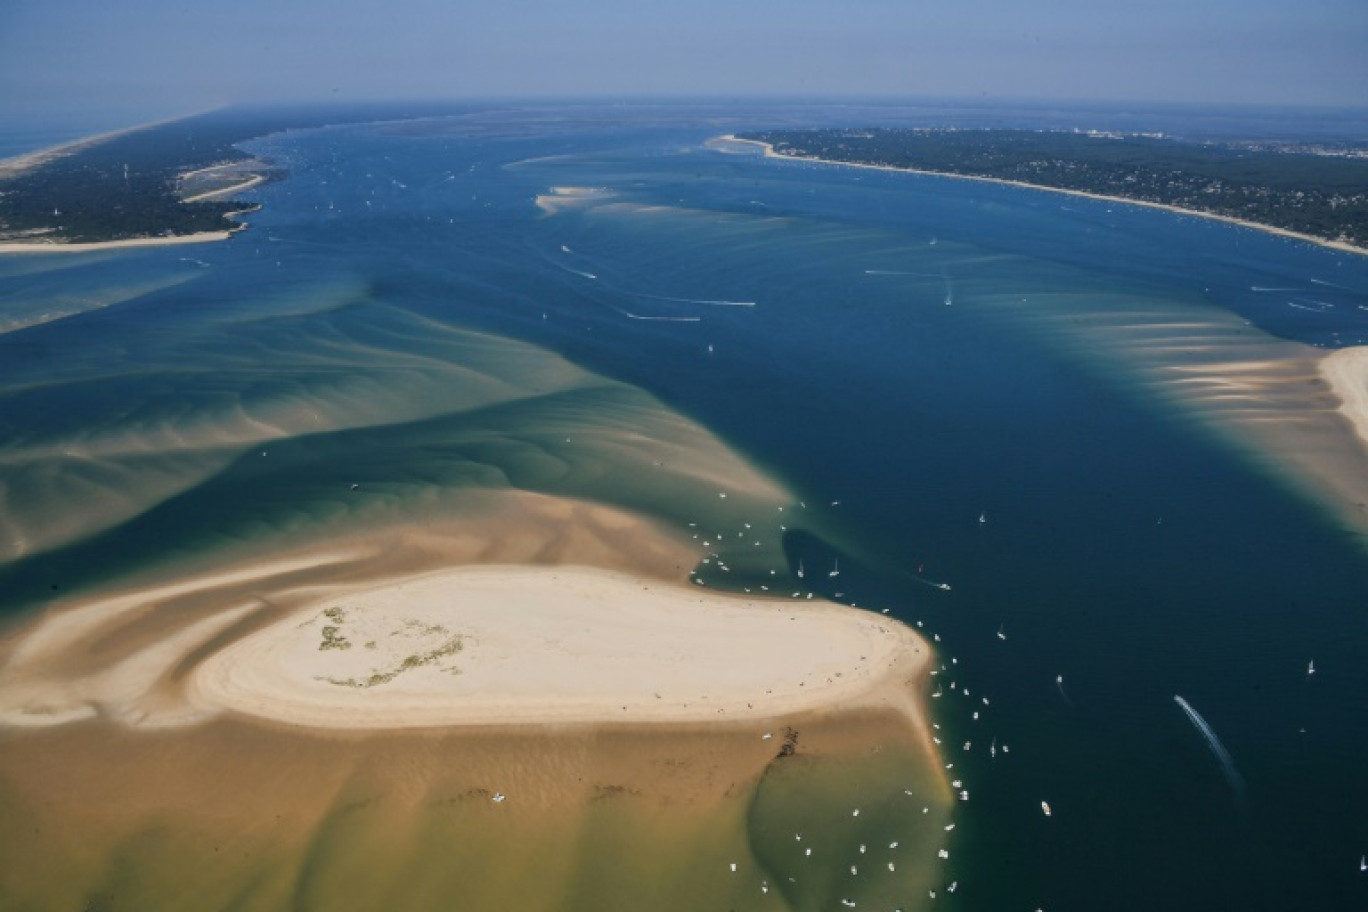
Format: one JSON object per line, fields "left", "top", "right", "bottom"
{"left": 1322, "top": 345, "right": 1368, "bottom": 450}
{"left": 189, "top": 565, "right": 928, "bottom": 729}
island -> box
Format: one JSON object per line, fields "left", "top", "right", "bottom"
{"left": 734, "top": 128, "right": 1368, "bottom": 251}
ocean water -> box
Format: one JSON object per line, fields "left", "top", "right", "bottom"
{"left": 2, "top": 102, "right": 1368, "bottom": 910}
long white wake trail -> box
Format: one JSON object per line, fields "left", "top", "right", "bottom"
{"left": 1174, "top": 694, "right": 1246, "bottom": 798}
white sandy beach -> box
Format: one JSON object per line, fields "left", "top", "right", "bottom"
{"left": 711, "top": 135, "right": 1368, "bottom": 258}
{"left": 1321, "top": 345, "right": 1368, "bottom": 449}
{"left": 180, "top": 174, "right": 267, "bottom": 204}
{"left": 188, "top": 565, "right": 929, "bottom": 730}
{"left": 0, "top": 227, "right": 243, "bottom": 254}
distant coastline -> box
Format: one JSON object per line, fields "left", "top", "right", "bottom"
{"left": 712, "top": 134, "right": 1368, "bottom": 259}
{"left": 0, "top": 225, "right": 246, "bottom": 254}
{"left": 0, "top": 103, "right": 502, "bottom": 252}
{"left": 0, "top": 116, "right": 186, "bottom": 181}
{"left": 0, "top": 151, "right": 269, "bottom": 252}
{"left": 0, "top": 114, "right": 278, "bottom": 251}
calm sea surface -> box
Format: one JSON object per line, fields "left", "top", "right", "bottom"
{"left": 2, "top": 102, "right": 1368, "bottom": 910}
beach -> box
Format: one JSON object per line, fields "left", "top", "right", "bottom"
{"left": 189, "top": 564, "right": 932, "bottom": 729}
{"left": 1322, "top": 345, "right": 1368, "bottom": 449}
{"left": 0, "top": 227, "right": 244, "bottom": 254}
{"left": 177, "top": 158, "right": 272, "bottom": 201}
{"left": 712, "top": 135, "right": 1368, "bottom": 259}
{"left": 180, "top": 176, "right": 268, "bottom": 204}
{"left": 0, "top": 536, "right": 934, "bottom": 735}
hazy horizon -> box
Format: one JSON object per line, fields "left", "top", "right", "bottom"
{"left": 2, "top": 0, "right": 1364, "bottom": 128}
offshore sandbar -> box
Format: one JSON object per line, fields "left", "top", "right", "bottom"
{"left": 188, "top": 564, "right": 931, "bottom": 730}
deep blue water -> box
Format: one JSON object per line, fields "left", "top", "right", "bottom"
{"left": 2, "top": 102, "right": 1368, "bottom": 910}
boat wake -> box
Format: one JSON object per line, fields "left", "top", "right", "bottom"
{"left": 1174, "top": 694, "right": 1246, "bottom": 799}
{"left": 1055, "top": 674, "right": 1073, "bottom": 707}
{"left": 608, "top": 306, "right": 702, "bottom": 323}
{"left": 629, "top": 291, "right": 756, "bottom": 307}
{"left": 910, "top": 575, "right": 951, "bottom": 592}
{"left": 558, "top": 264, "right": 598, "bottom": 280}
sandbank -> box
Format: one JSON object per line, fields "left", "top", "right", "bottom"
{"left": 0, "top": 529, "right": 949, "bottom": 908}
{"left": 1321, "top": 345, "right": 1368, "bottom": 449}
{"left": 712, "top": 135, "right": 1368, "bottom": 258}
{"left": 535, "top": 185, "right": 616, "bottom": 215}
{"left": 972, "top": 284, "right": 1368, "bottom": 543}
{"left": 0, "top": 487, "right": 710, "bottom": 725}
{"left": 189, "top": 564, "right": 930, "bottom": 730}
{"left": 179, "top": 174, "right": 267, "bottom": 203}
{"left": 176, "top": 157, "right": 274, "bottom": 203}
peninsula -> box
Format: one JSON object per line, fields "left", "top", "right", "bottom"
{"left": 0, "top": 103, "right": 469, "bottom": 250}
{"left": 0, "top": 113, "right": 278, "bottom": 248}
{"left": 735, "top": 128, "right": 1368, "bottom": 252}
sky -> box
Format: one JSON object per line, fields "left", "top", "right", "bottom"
{"left": 1, "top": 0, "right": 1365, "bottom": 125}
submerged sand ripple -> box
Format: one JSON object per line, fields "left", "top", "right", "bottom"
{"left": 0, "top": 293, "right": 785, "bottom": 565}
{"left": 981, "top": 288, "right": 1368, "bottom": 541}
